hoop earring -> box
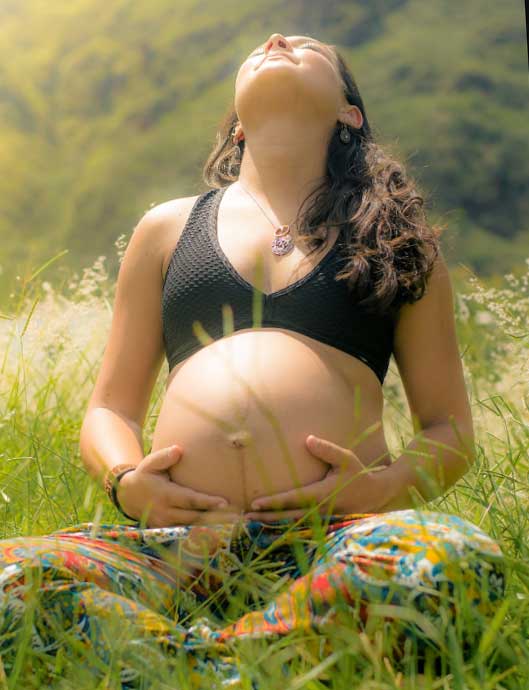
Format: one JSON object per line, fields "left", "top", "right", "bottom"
{"left": 339, "top": 122, "right": 351, "bottom": 144}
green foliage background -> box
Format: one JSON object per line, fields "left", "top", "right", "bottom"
{"left": 0, "top": 0, "right": 527, "bottom": 301}
{"left": 0, "top": 2, "right": 528, "bottom": 684}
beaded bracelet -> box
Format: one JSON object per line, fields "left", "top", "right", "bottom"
{"left": 103, "top": 463, "right": 138, "bottom": 521}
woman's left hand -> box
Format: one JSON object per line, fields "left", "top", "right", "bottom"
{"left": 244, "top": 434, "right": 391, "bottom": 521}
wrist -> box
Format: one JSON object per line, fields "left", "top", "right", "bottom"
{"left": 372, "top": 460, "right": 423, "bottom": 512}
{"left": 370, "top": 463, "right": 400, "bottom": 512}
{"left": 103, "top": 464, "right": 138, "bottom": 521}
{"left": 115, "top": 470, "right": 138, "bottom": 521}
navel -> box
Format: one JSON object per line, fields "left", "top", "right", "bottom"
{"left": 227, "top": 430, "right": 254, "bottom": 449}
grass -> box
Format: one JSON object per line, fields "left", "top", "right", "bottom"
{"left": 0, "top": 241, "right": 528, "bottom": 689}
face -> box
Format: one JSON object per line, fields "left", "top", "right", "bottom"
{"left": 234, "top": 33, "right": 347, "bottom": 132}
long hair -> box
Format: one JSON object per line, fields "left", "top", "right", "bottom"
{"left": 202, "top": 47, "right": 443, "bottom": 322}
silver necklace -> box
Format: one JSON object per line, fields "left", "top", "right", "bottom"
{"left": 237, "top": 181, "right": 295, "bottom": 256}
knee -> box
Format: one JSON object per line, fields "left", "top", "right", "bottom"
{"left": 319, "top": 509, "right": 507, "bottom": 602}
{"left": 434, "top": 522, "right": 507, "bottom": 614}
{"left": 0, "top": 540, "right": 53, "bottom": 598}
{"left": 389, "top": 510, "right": 508, "bottom": 623}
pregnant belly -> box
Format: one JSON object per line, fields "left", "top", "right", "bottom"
{"left": 151, "top": 329, "right": 391, "bottom": 513}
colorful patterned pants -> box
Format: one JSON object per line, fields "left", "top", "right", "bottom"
{"left": 0, "top": 509, "right": 507, "bottom": 688}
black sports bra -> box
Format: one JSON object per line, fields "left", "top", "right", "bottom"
{"left": 161, "top": 186, "right": 396, "bottom": 385}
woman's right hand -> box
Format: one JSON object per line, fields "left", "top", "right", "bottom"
{"left": 116, "top": 445, "right": 241, "bottom": 527}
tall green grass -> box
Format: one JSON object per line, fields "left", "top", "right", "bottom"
{"left": 0, "top": 242, "right": 528, "bottom": 688}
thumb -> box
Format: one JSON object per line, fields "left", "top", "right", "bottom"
{"left": 140, "top": 445, "right": 182, "bottom": 473}
{"left": 306, "top": 435, "right": 361, "bottom": 469}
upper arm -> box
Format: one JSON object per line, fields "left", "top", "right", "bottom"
{"left": 84, "top": 206, "right": 170, "bottom": 429}
{"left": 392, "top": 251, "right": 474, "bottom": 436}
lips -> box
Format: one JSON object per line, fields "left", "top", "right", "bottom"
{"left": 259, "top": 52, "right": 295, "bottom": 67}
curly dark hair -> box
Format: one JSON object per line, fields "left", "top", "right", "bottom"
{"left": 202, "top": 45, "right": 443, "bottom": 322}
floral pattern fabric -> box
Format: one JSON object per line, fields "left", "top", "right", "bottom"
{"left": 0, "top": 509, "right": 507, "bottom": 687}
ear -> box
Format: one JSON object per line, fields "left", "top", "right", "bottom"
{"left": 339, "top": 105, "right": 363, "bottom": 130}
{"left": 233, "top": 123, "right": 244, "bottom": 142}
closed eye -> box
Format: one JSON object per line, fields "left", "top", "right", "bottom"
{"left": 298, "top": 42, "right": 325, "bottom": 54}
{"left": 250, "top": 42, "right": 325, "bottom": 57}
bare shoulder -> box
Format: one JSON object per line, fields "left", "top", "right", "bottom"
{"left": 139, "top": 194, "right": 199, "bottom": 280}
{"left": 146, "top": 194, "right": 202, "bottom": 225}
{"left": 145, "top": 195, "right": 201, "bottom": 282}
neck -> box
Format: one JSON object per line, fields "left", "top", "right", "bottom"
{"left": 236, "top": 121, "right": 330, "bottom": 222}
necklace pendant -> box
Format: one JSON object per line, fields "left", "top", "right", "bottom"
{"left": 271, "top": 225, "right": 294, "bottom": 256}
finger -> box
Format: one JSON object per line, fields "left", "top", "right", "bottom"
{"left": 166, "top": 486, "right": 229, "bottom": 511}
{"left": 140, "top": 445, "right": 182, "bottom": 473}
{"left": 251, "top": 477, "right": 333, "bottom": 511}
{"left": 306, "top": 435, "right": 362, "bottom": 468}
{"left": 193, "top": 511, "right": 242, "bottom": 525}
{"left": 243, "top": 509, "right": 311, "bottom": 523}
{"left": 156, "top": 507, "right": 239, "bottom": 527}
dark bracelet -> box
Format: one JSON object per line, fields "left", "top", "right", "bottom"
{"left": 108, "top": 467, "right": 138, "bottom": 521}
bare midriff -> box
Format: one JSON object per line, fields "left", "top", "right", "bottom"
{"left": 150, "top": 186, "right": 393, "bottom": 514}
{"left": 151, "top": 328, "right": 392, "bottom": 513}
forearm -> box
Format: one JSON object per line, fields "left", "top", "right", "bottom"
{"left": 79, "top": 407, "right": 145, "bottom": 487}
{"left": 376, "top": 419, "right": 476, "bottom": 512}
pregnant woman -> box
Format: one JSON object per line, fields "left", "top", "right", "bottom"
{"left": 0, "top": 32, "right": 506, "bottom": 687}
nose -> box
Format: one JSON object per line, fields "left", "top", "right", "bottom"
{"left": 264, "top": 33, "right": 292, "bottom": 55}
